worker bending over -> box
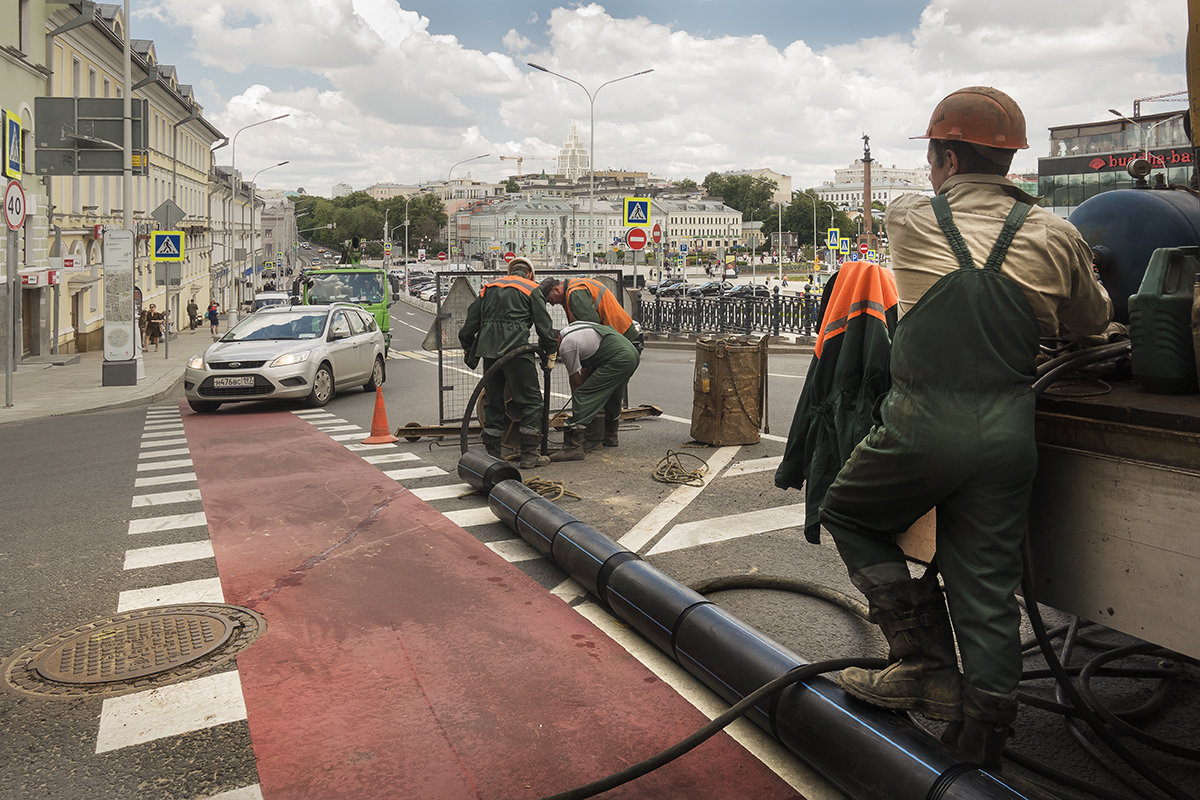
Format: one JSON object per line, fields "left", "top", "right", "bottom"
{"left": 820, "top": 87, "right": 1112, "bottom": 769}
{"left": 551, "top": 321, "right": 640, "bottom": 462}
{"left": 541, "top": 275, "right": 644, "bottom": 448}
{"left": 459, "top": 257, "right": 557, "bottom": 469}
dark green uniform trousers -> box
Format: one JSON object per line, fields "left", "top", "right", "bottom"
{"left": 482, "top": 352, "right": 544, "bottom": 438}
{"left": 569, "top": 332, "right": 639, "bottom": 431}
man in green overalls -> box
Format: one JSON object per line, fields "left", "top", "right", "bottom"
{"left": 551, "top": 321, "right": 640, "bottom": 462}
{"left": 459, "top": 258, "right": 557, "bottom": 468}
{"left": 820, "top": 87, "right": 1112, "bottom": 769}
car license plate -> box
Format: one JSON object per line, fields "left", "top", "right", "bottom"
{"left": 212, "top": 376, "right": 255, "bottom": 388}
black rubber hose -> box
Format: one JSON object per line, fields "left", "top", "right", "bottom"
{"left": 458, "top": 343, "right": 539, "bottom": 454}
{"left": 688, "top": 574, "right": 870, "bottom": 620}
{"left": 537, "top": 656, "right": 887, "bottom": 800}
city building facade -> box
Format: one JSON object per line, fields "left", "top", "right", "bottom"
{"left": 556, "top": 124, "right": 589, "bottom": 180}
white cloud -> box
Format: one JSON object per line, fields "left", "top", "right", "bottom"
{"left": 143, "top": 0, "right": 1186, "bottom": 195}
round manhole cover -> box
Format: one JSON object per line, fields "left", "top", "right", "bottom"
{"left": 3, "top": 604, "right": 266, "bottom": 700}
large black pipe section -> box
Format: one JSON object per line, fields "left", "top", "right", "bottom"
{"left": 486, "top": 478, "right": 1029, "bottom": 800}
{"left": 457, "top": 450, "right": 521, "bottom": 495}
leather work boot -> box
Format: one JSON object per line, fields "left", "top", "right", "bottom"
{"left": 583, "top": 436, "right": 602, "bottom": 454}
{"left": 518, "top": 434, "right": 550, "bottom": 469}
{"left": 550, "top": 426, "right": 586, "bottom": 462}
{"left": 838, "top": 577, "right": 963, "bottom": 721}
{"left": 941, "top": 684, "right": 1018, "bottom": 771}
{"left": 481, "top": 432, "right": 503, "bottom": 459}
{"left": 602, "top": 418, "right": 620, "bottom": 447}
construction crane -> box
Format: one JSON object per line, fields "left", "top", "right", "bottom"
{"left": 1132, "top": 90, "right": 1188, "bottom": 116}
{"left": 498, "top": 155, "right": 555, "bottom": 176}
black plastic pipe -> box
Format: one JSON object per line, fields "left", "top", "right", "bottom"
{"left": 457, "top": 450, "right": 521, "bottom": 495}
{"left": 484, "top": 478, "right": 1031, "bottom": 800}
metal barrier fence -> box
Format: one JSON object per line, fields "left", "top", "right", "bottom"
{"left": 636, "top": 290, "right": 822, "bottom": 338}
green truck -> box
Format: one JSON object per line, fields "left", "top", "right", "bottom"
{"left": 300, "top": 264, "right": 393, "bottom": 349}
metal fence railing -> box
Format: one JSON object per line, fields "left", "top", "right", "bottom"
{"left": 636, "top": 291, "right": 821, "bottom": 338}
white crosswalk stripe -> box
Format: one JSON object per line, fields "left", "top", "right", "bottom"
{"left": 132, "top": 489, "right": 203, "bottom": 507}
{"left": 128, "top": 512, "right": 208, "bottom": 534}
{"left": 123, "top": 540, "right": 215, "bottom": 570}
{"left": 383, "top": 465, "right": 447, "bottom": 481}
{"left": 410, "top": 483, "right": 473, "bottom": 501}
{"left": 444, "top": 506, "right": 499, "bottom": 528}
{"left": 140, "top": 437, "right": 188, "bottom": 448}
{"left": 134, "top": 472, "right": 197, "bottom": 487}
{"left": 647, "top": 503, "right": 806, "bottom": 555}
{"left": 116, "top": 577, "right": 225, "bottom": 611}
{"left": 137, "top": 458, "right": 194, "bottom": 471}
{"left": 96, "top": 670, "right": 247, "bottom": 753}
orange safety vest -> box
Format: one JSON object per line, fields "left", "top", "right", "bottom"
{"left": 481, "top": 275, "right": 537, "bottom": 296}
{"left": 564, "top": 278, "right": 633, "bottom": 333}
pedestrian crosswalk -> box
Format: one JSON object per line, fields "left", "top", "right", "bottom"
{"left": 102, "top": 405, "right": 264, "bottom": 800}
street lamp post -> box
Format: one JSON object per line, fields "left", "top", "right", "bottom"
{"left": 226, "top": 113, "right": 289, "bottom": 324}
{"left": 249, "top": 160, "right": 289, "bottom": 293}
{"left": 446, "top": 154, "right": 489, "bottom": 264}
{"left": 403, "top": 189, "right": 433, "bottom": 293}
{"left": 527, "top": 63, "right": 653, "bottom": 267}
{"left": 1108, "top": 109, "right": 1179, "bottom": 173}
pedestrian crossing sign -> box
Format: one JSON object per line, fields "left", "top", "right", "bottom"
{"left": 4, "top": 109, "right": 21, "bottom": 180}
{"left": 623, "top": 197, "right": 650, "bottom": 227}
{"left": 839, "top": 238, "right": 850, "bottom": 254}
{"left": 152, "top": 231, "right": 185, "bottom": 261}
{"left": 826, "top": 228, "right": 839, "bottom": 248}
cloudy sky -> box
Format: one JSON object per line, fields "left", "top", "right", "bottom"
{"left": 133, "top": 0, "right": 1186, "bottom": 196}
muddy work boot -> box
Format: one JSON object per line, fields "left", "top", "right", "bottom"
{"left": 518, "top": 434, "right": 550, "bottom": 469}
{"left": 941, "top": 684, "right": 1017, "bottom": 771}
{"left": 550, "top": 426, "right": 586, "bottom": 462}
{"left": 481, "top": 432, "right": 503, "bottom": 459}
{"left": 838, "top": 577, "right": 963, "bottom": 721}
{"left": 602, "top": 418, "right": 620, "bottom": 447}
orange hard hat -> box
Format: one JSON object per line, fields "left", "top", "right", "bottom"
{"left": 912, "top": 86, "right": 1029, "bottom": 150}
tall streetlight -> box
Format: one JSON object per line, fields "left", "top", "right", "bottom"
{"left": 446, "top": 154, "right": 489, "bottom": 262}
{"left": 249, "top": 160, "right": 289, "bottom": 293}
{"left": 226, "top": 113, "right": 289, "bottom": 323}
{"left": 1108, "top": 109, "right": 1179, "bottom": 170}
{"left": 527, "top": 63, "right": 653, "bottom": 266}
{"left": 403, "top": 190, "right": 434, "bottom": 292}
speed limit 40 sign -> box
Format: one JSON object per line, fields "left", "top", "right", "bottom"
{"left": 5, "top": 180, "right": 26, "bottom": 231}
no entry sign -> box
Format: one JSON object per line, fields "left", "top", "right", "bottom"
{"left": 503, "top": 251, "right": 516, "bottom": 263}
{"left": 859, "top": 242, "right": 869, "bottom": 254}
{"left": 626, "top": 227, "right": 647, "bottom": 251}
{"left": 651, "top": 223, "right": 662, "bottom": 244}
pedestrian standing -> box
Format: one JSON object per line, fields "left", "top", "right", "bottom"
{"left": 138, "top": 306, "right": 149, "bottom": 349}
{"left": 146, "top": 304, "right": 164, "bottom": 351}
{"left": 187, "top": 298, "right": 199, "bottom": 330}
{"left": 458, "top": 257, "right": 557, "bottom": 468}
{"left": 816, "top": 86, "right": 1113, "bottom": 769}
{"left": 207, "top": 302, "right": 220, "bottom": 339}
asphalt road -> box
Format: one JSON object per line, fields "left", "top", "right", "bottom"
{"left": 0, "top": 297, "right": 1196, "bottom": 800}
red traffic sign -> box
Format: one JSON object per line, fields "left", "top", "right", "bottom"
{"left": 626, "top": 227, "right": 647, "bottom": 251}
{"left": 437, "top": 251, "right": 447, "bottom": 261}
{"left": 858, "top": 242, "right": 869, "bottom": 254}
{"left": 503, "top": 251, "right": 516, "bottom": 264}
{"left": 5, "top": 180, "right": 27, "bottom": 231}
{"left": 651, "top": 223, "right": 662, "bottom": 244}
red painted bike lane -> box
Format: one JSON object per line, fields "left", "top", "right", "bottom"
{"left": 182, "top": 407, "right": 804, "bottom": 800}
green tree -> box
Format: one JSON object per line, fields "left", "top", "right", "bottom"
{"left": 675, "top": 178, "right": 698, "bottom": 191}
{"left": 505, "top": 178, "right": 519, "bottom": 193}
{"left": 702, "top": 173, "right": 777, "bottom": 219}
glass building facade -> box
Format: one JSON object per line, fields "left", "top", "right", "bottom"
{"left": 1037, "top": 112, "right": 1192, "bottom": 217}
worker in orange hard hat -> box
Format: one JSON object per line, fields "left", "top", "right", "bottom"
{"left": 815, "top": 86, "right": 1113, "bottom": 770}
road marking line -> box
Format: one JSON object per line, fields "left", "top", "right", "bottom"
{"left": 292, "top": 409, "right": 336, "bottom": 418}
{"left": 137, "top": 459, "right": 194, "bottom": 471}
{"left": 128, "top": 512, "right": 208, "bottom": 535}
{"left": 410, "top": 483, "right": 474, "bottom": 501}
{"left": 117, "top": 577, "right": 224, "bottom": 612}
{"left": 95, "top": 670, "right": 246, "bottom": 754}
{"left": 344, "top": 442, "right": 400, "bottom": 451}
{"left": 134, "top": 472, "right": 197, "bottom": 487}
{"left": 139, "top": 438, "right": 188, "bottom": 448}
{"left": 617, "top": 445, "right": 741, "bottom": 553}
{"left": 382, "top": 466, "right": 447, "bottom": 481}
{"left": 485, "top": 538, "right": 540, "bottom": 563}
{"left": 362, "top": 452, "right": 420, "bottom": 465}
{"left": 329, "top": 432, "right": 368, "bottom": 441}
{"left": 195, "top": 786, "right": 264, "bottom": 800}
{"left": 144, "top": 423, "right": 184, "bottom": 431}
{"left": 647, "top": 504, "right": 806, "bottom": 555}
{"left": 132, "top": 489, "right": 203, "bottom": 507}
{"left": 142, "top": 429, "right": 187, "bottom": 439}
{"left": 443, "top": 506, "right": 498, "bottom": 528}
{"left": 315, "top": 424, "right": 360, "bottom": 432}
{"left": 124, "top": 540, "right": 215, "bottom": 570}
{"left": 726, "top": 455, "right": 782, "bottom": 477}
{"left": 138, "top": 447, "right": 191, "bottom": 458}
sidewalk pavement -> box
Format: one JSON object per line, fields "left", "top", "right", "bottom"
{"left": 0, "top": 318, "right": 220, "bottom": 426}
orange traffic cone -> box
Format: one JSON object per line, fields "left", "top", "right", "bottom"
{"left": 362, "top": 387, "right": 399, "bottom": 444}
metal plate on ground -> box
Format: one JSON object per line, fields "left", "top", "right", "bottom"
{"left": 3, "top": 604, "right": 266, "bottom": 700}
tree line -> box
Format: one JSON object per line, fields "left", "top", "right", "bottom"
{"left": 291, "top": 191, "right": 449, "bottom": 259}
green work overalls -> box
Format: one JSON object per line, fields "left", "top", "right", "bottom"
{"left": 566, "top": 322, "right": 640, "bottom": 431}
{"left": 821, "top": 195, "right": 1040, "bottom": 695}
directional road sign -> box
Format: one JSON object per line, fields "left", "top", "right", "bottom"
{"left": 623, "top": 197, "right": 650, "bottom": 227}
{"left": 152, "top": 231, "right": 185, "bottom": 261}
{"left": 626, "top": 227, "right": 647, "bottom": 251}
{"left": 152, "top": 199, "right": 185, "bottom": 230}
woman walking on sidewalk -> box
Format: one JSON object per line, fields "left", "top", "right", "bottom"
{"left": 146, "top": 304, "right": 164, "bottom": 351}
{"left": 207, "top": 302, "right": 220, "bottom": 339}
